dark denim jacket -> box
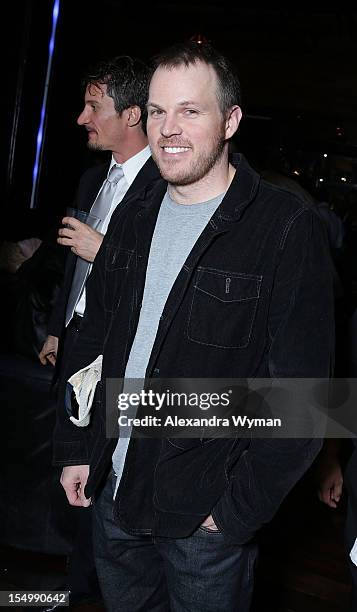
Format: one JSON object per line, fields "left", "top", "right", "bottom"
{"left": 54, "top": 154, "right": 334, "bottom": 543}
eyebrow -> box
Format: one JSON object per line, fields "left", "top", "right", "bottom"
{"left": 177, "top": 100, "right": 199, "bottom": 107}
{"left": 147, "top": 100, "right": 200, "bottom": 109}
{"left": 146, "top": 102, "right": 163, "bottom": 109}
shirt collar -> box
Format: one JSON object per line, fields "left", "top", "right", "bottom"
{"left": 108, "top": 145, "right": 151, "bottom": 188}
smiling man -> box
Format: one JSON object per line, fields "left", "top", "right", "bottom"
{"left": 148, "top": 60, "right": 236, "bottom": 191}
{"left": 57, "top": 42, "right": 334, "bottom": 611}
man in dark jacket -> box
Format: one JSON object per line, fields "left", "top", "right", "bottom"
{"left": 56, "top": 42, "right": 334, "bottom": 611}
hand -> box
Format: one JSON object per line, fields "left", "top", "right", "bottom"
{"left": 57, "top": 217, "right": 104, "bottom": 262}
{"left": 201, "top": 514, "right": 219, "bottom": 531}
{"left": 39, "top": 334, "right": 59, "bottom": 366}
{"left": 60, "top": 465, "right": 91, "bottom": 507}
{"left": 316, "top": 458, "right": 343, "bottom": 508}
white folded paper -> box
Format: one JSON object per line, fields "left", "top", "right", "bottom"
{"left": 350, "top": 537, "right": 357, "bottom": 566}
{"left": 67, "top": 355, "right": 103, "bottom": 427}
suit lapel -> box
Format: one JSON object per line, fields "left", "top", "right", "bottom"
{"left": 122, "top": 157, "right": 160, "bottom": 202}
{"left": 74, "top": 162, "right": 108, "bottom": 213}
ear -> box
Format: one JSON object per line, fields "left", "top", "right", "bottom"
{"left": 225, "top": 106, "right": 242, "bottom": 140}
{"left": 127, "top": 105, "right": 142, "bottom": 127}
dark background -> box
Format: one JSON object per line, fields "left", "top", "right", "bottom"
{"left": 2, "top": 3, "right": 357, "bottom": 237}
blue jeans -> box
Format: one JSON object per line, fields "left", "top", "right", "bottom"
{"left": 93, "top": 472, "right": 257, "bottom": 611}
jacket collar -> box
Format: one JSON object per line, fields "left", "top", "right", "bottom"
{"left": 137, "top": 154, "right": 261, "bottom": 224}
{"left": 125, "top": 156, "right": 161, "bottom": 196}
{"left": 218, "top": 153, "right": 261, "bottom": 222}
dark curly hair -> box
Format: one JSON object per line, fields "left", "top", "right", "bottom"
{"left": 82, "top": 56, "right": 149, "bottom": 120}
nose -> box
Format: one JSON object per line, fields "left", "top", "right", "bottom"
{"left": 77, "top": 107, "right": 89, "bottom": 126}
{"left": 160, "top": 112, "right": 182, "bottom": 138}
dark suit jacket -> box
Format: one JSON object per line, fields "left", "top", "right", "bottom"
{"left": 47, "top": 156, "right": 160, "bottom": 339}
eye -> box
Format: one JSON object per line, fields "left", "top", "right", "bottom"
{"left": 149, "top": 108, "right": 164, "bottom": 117}
{"left": 184, "top": 108, "right": 198, "bottom": 116}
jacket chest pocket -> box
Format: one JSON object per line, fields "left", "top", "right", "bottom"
{"left": 104, "top": 247, "right": 134, "bottom": 313}
{"left": 187, "top": 268, "right": 262, "bottom": 349}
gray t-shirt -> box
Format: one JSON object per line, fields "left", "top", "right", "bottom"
{"left": 112, "top": 190, "right": 224, "bottom": 495}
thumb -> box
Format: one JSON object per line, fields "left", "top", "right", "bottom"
{"left": 80, "top": 493, "right": 92, "bottom": 507}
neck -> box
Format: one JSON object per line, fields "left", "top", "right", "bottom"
{"left": 168, "top": 154, "right": 235, "bottom": 205}
{"left": 112, "top": 130, "right": 148, "bottom": 164}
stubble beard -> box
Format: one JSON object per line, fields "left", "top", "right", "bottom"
{"left": 87, "top": 140, "right": 104, "bottom": 152}
{"left": 153, "top": 127, "right": 227, "bottom": 187}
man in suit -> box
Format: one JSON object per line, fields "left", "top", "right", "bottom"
{"left": 57, "top": 42, "right": 334, "bottom": 611}
{"left": 38, "top": 55, "right": 159, "bottom": 608}
{"left": 39, "top": 55, "right": 159, "bottom": 371}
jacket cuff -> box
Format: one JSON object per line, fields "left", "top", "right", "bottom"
{"left": 52, "top": 438, "right": 89, "bottom": 466}
{"left": 211, "top": 487, "right": 257, "bottom": 544}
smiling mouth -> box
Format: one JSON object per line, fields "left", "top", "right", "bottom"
{"left": 162, "top": 146, "right": 190, "bottom": 154}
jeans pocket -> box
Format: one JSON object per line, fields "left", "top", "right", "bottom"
{"left": 187, "top": 268, "right": 262, "bottom": 349}
{"left": 198, "top": 525, "right": 223, "bottom": 535}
